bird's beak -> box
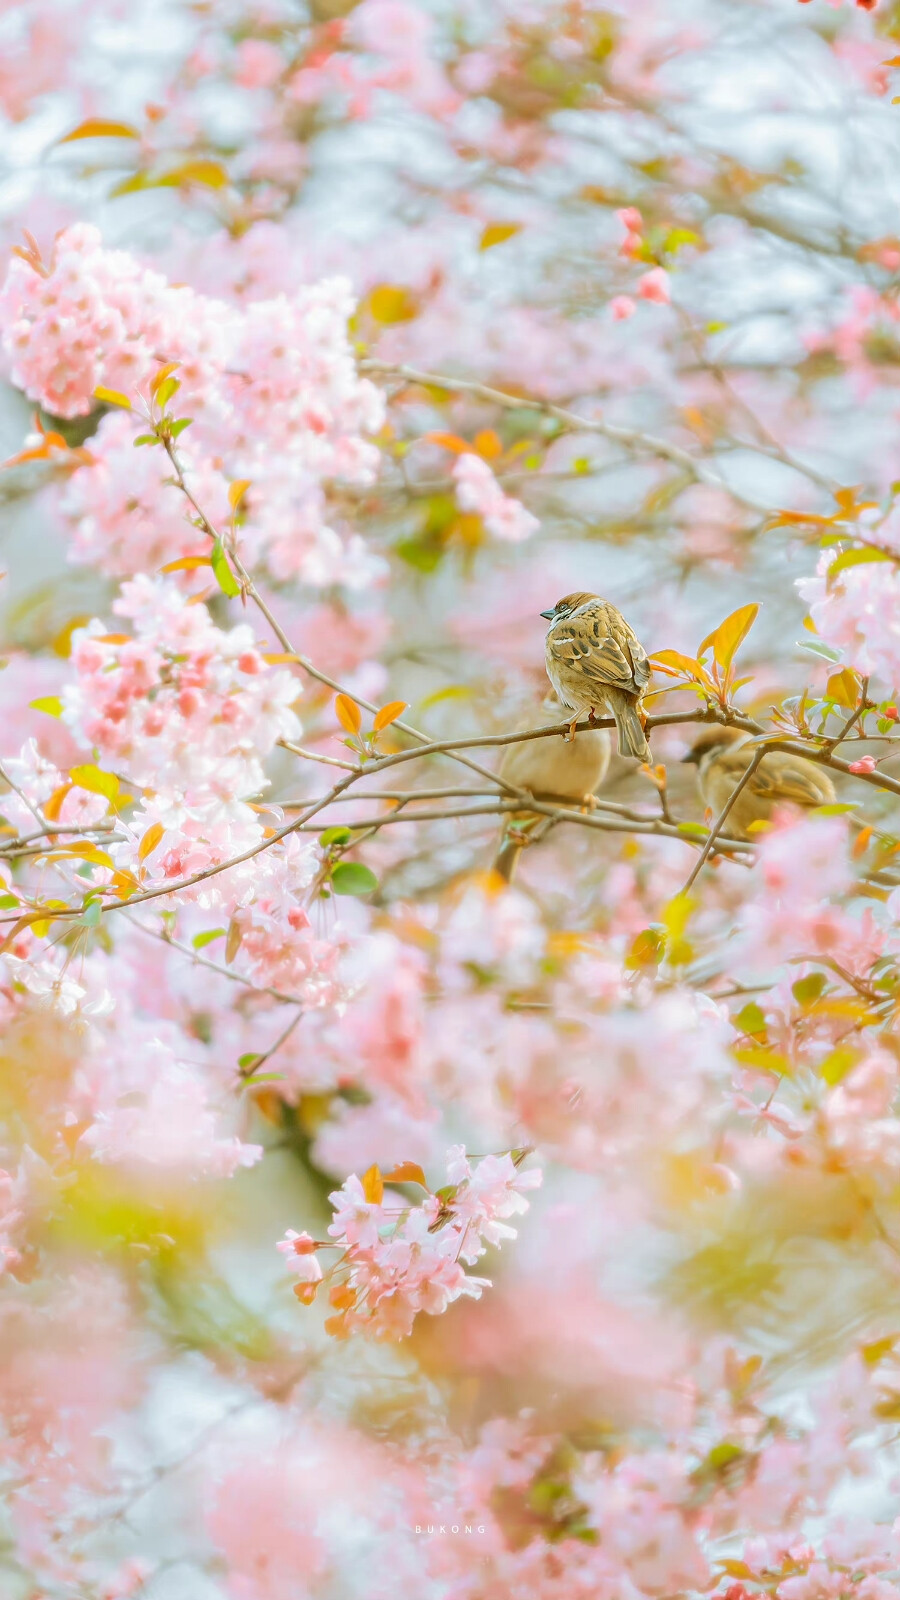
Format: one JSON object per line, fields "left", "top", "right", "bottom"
{"left": 539, "top": 610, "right": 555, "bottom": 621}
{"left": 682, "top": 748, "right": 701, "bottom": 766}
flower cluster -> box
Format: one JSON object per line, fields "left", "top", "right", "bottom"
{"left": 278, "top": 1147, "right": 542, "bottom": 1339}
{"left": 0, "top": 224, "right": 385, "bottom": 585}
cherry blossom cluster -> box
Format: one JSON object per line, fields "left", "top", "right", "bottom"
{"left": 277, "top": 1147, "right": 542, "bottom": 1339}
{"left": 0, "top": 223, "right": 385, "bottom": 584}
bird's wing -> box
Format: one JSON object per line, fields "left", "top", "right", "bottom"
{"left": 723, "top": 747, "right": 833, "bottom": 807}
{"left": 548, "top": 603, "right": 646, "bottom": 695}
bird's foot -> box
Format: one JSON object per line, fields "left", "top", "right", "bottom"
{"left": 566, "top": 717, "right": 578, "bottom": 742}
{"left": 587, "top": 707, "right": 599, "bottom": 727}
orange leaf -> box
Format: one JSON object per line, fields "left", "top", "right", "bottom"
{"left": 853, "top": 825, "right": 873, "bottom": 860}
{"left": 228, "top": 479, "right": 251, "bottom": 510}
{"left": 59, "top": 118, "right": 141, "bottom": 143}
{"left": 225, "top": 917, "right": 243, "bottom": 964}
{"left": 698, "top": 604, "right": 760, "bottom": 674}
{"left": 138, "top": 821, "right": 164, "bottom": 862}
{"left": 361, "top": 1163, "right": 384, "bottom": 1204}
{"left": 150, "top": 362, "right": 180, "bottom": 397}
{"left": 334, "top": 693, "right": 362, "bottom": 735}
{"left": 42, "top": 783, "right": 73, "bottom": 822}
{"left": 372, "top": 700, "right": 408, "bottom": 732}
{"left": 424, "top": 431, "right": 471, "bottom": 454}
{"left": 159, "top": 556, "right": 212, "bottom": 573}
{"left": 474, "top": 428, "right": 503, "bottom": 461}
{"left": 95, "top": 633, "right": 131, "bottom": 644}
{"left": 382, "top": 1161, "right": 429, "bottom": 1189}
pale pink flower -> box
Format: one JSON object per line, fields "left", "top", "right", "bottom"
{"left": 452, "top": 452, "right": 539, "bottom": 542}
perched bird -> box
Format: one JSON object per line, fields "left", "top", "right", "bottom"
{"left": 492, "top": 699, "right": 611, "bottom": 882}
{"left": 682, "top": 725, "right": 836, "bottom": 840}
{"left": 541, "top": 592, "right": 651, "bottom": 761}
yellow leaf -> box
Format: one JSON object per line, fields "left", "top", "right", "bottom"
{"left": 59, "top": 118, "right": 141, "bottom": 143}
{"left": 228, "top": 479, "right": 251, "bottom": 510}
{"left": 262, "top": 652, "right": 301, "bottom": 665}
{"left": 334, "top": 693, "right": 362, "bottom": 735}
{"left": 382, "top": 1161, "right": 428, "bottom": 1189}
{"left": 50, "top": 843, "right": 114, "bottom": 869}
{"left": 367, "top": 284, "right": 419, "bottom": 324}
{"left": 225, "top": 917, "right": 243, "bottom": 964}
{"left": 150, "top": 362, "right": 180, "bottom": 397}
{"left": 157, "top": 159, "right": 230, "bottom": 190}
{"left": 649, "top": 648, "right": 714, "bottom": 687}
{"left": 138, "top": 821, "right": 164, "bottom": 862}
{"left": 372, "top": 700, "right": 408, "bottom": 732}
{"left": 361, "top": 1163, "right": 384, "bottom": 1204}
{"left": 826, "top": 666, "right": 861, "bottom": 708}
{"left": 0, "top": 912, "right": 46, "bottom": 955}
{"left": 158, "top": 556, "right": 212, "bottom": 573}
{"left": 69, "top": 764, "right": 119, "bottom": 801}
{"left": 93, "top": 386, "right": 132, "bottom": 410}
{"left": 479, "top": 221, "right": 522, "bottom": 250}
{"left": 95, "top": 633, "right": 131, "bottom": 644}
{"left": 473, "top": 428, "right": 503, "bottom": 460}
{"left": 698, "top": 603, "right": 760, "bottom": 673}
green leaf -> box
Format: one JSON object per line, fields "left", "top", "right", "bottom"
{"left": 81, "top": 898, "right": 102, "bottom": 927}
{"left": 238, "top": 1053, "right": 262, "bottom": 1071}
{"left": 170, "top": 417, "right": 193, "bottom": 438}
{"left": 734, "top": 1001, "right": 767, "bottom": 1036}
{"left": 319, "top": 826, "right": 353, "bottom": 848}
{"left": 241, "top": 1070, "right": 285, "bottom": 1087}
{"left": 828, "top": 546, "right": 894, "bottom": 578}
{"left": 792, "top": 971, "right": 827, "bottom": 1006}
{"left": 0, "top": 894, "right": 20, "bottom": 909}
{"left": 133, "top": 434, "right": 159, "bottom": 447}
{"left": 192, "top": 928, "right": 226, "bottom": 949}
{"left": 331, "top": 862, "right": 378, "bottom": 897}
{"left": 29, "top": 696, "right": 63, "bottom": 717}
{"left": 819, "top": 1047, "right": 858, "bottom": 1087}
{"left": 210, "top": 540, "right": 240, "bottom": 598}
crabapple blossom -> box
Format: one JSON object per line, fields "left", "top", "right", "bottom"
{"left": 0, "top": 0, "right": 899, "bottom": 1593}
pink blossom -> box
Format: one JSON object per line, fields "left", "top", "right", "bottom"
{"left": 638, "top": 267, "right": 671, "bottom": 304}
{"left": 452, "top": 452, "right": 539, "bottom": 542}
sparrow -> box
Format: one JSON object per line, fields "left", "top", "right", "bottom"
{"left": 541, "top": 592, "right": 651, "bottom": 761}
{"left": 492, "top": 698, "right": 611, "bottom": 882}
{"left": 683, "top": 725, "right": 835, "bottom": 839}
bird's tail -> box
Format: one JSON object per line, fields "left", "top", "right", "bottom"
{"left": 613, "top": 699, "right": 651, "bottom": 762}
{"left": 492, "top": 836, "right": 522, "bottom": 884}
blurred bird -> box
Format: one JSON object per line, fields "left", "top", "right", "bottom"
{"left": 493, "top": 699, "right": 611, "bottom": 883}
{"left": 682, "top": 725, "right": 835, "bottom": 839}
{"left": 541, "top": 592, "right": 651, "bottom": 761}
